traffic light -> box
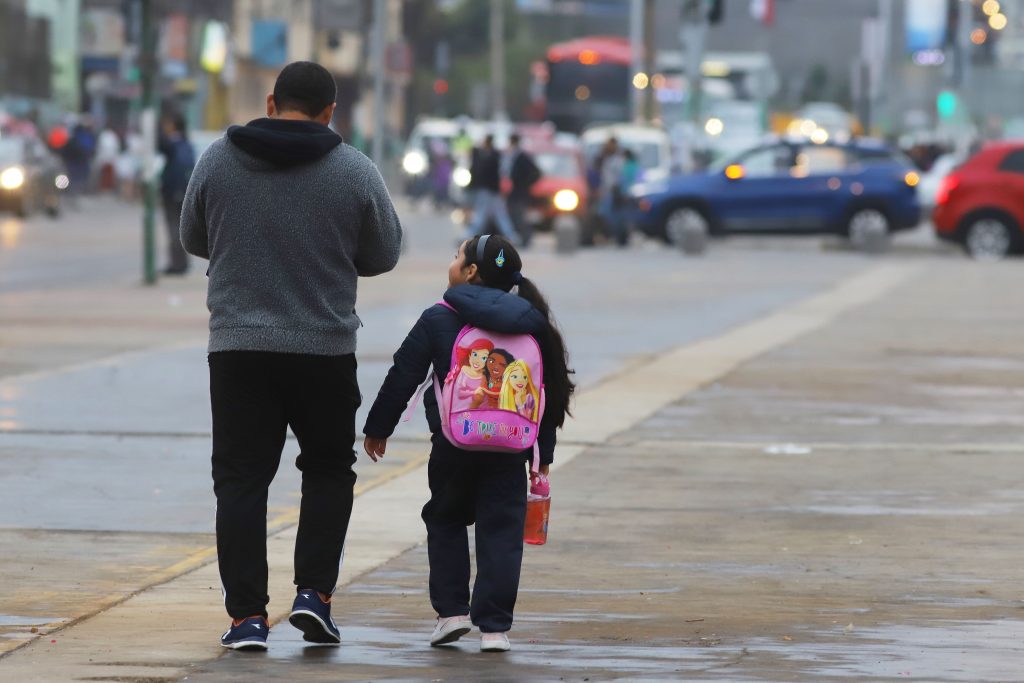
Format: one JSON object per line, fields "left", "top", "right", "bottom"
{"left": 936, "top": 89, "right": 958, "bottom": 120}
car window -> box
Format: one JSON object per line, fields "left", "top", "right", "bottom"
{"left": 997, "top": 149, "right": 1024, "bottom": 173}
{"left": 791, "top": 146, "right": 848, "bottom": 177}
{"left": 739, "top": 145, "right": 793, "bottom": 177}
{"left": 535, "top": 152, "right": 578, "bottom": 178}
{"left": 0, "top": 139, "right": 25, "bottom": 164}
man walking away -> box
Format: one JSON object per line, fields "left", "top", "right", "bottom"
{"left": 180, "top": 61, "right": 403, "bottom": 651}
{"left": 505, "top": 133, "right": 541, "bottom": 247}
{"left": 158, "top": 113, "right": 195, "bottom": 275}
{"left": 465, "top": 134, "right": 520, "bottom": 243}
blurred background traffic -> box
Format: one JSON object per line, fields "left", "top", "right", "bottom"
{"left": 3, "top": 0, "right": 1024, "bottom": 265}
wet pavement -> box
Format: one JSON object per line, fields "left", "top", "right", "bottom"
{"left": 3, "top": 199, "right": 1023, "bottom": 680}
{"left": 179, "top": 262, "right": 1024, "bottom": 680}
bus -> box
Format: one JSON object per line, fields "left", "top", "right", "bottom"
{"left": 545, "top": 36, "right": 633, "bottom": 134}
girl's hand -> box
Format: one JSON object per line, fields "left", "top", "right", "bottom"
{"left": 539, "top": 464, "right": 550, "bottom": 476}
{"left": 364, "top": 436, "right": 387, "bottom": 462}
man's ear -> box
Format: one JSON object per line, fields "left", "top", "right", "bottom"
{"left": 314, "top": 103, "right": 337, "bottom": 126}
{"left": 266, "top": 94, "right": 276, "bottom": 118}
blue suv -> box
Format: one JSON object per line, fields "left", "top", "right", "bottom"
{"left": 632, "top": 138, "right": 921, "bottom": 243}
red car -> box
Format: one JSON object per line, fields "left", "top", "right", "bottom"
{"left": 933, "top": 142, "right": 1024, "bottom": 259}
{"left": 501, "top": 145, "right": 588, "bottom": 230}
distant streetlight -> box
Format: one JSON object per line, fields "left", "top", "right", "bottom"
{"left": 971, "top": 27, "right": 988, "bottom": 44}
{"left": 982, "top": 0, "right": 1000, "bottom": 17}
{"left": 632, "top": 72, "right": 649, "bottom": 89}
{"left": 989, "top": 13, "right": 1008, "bottom": 30}
{"left": 575, "top": 85, "right": 591, "bottom": 101}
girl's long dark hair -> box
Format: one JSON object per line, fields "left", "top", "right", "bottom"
{"left": 464, "top": 234, "right": 575, "bottom": 427}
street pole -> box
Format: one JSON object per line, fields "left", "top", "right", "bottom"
{"left": 629, "top": 0, "right": 644, "bottom": 122}
{"left": 490, "top": 0, "right": 506, "bottom": 120}
{"left": 139, "top": 0, "right": 157, "bottom": 285}
{"left": 371, "top": 0, "right": 387, "bottom": 164}
{"left": 876, "top": 0, "right": 893, "bottom": 137}
{"left": 643, "top": 0, "right": 656, "bottom": 121}
{"left": 681, "top": 1, "right": 709, "bottom": 125}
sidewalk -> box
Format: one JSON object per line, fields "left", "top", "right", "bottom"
{"left": 176, "top": 259, "right": 1023, "bottom": 682}
{"left": 4, "top": 256, "right": 1022, "bottom": 680}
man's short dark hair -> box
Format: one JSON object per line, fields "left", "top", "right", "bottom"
{"left": 273, "top": 62, "right": 337, "bottom": 118}
{"left": 509, "top": 133, "right": 521, "bottom": 146}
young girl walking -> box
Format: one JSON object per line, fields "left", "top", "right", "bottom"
{"left": 362, "top": 234, "right": 574, "bottom": 652}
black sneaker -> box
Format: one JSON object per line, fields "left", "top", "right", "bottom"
{"left": 220, "top": 616, "right": 269, "bottom": 650}
{"left": 289, "top": 589, "right": 341, "bottom": 644}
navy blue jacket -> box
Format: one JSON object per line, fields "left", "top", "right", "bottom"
{"left": 363, "top": 285, "right": 558, "bottom": 465}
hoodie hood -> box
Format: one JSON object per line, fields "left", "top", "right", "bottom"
{"left": 444, "top": 285, "right": 546, "bottom": 335}
{"left": 227, "top": 118, "right": 342, "bottom": 167}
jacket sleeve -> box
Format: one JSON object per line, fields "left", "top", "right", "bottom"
{"left": 537, "top": 411, "right": 557, "bottom": 466}
{"left": 363, "top": 311, "right": 435, "bottom": 438}
{"left": 354, "top": 162, "right": 403, "bottom": 277}
{"left": 179, "top": 153, "right": 209, "bottom": 259}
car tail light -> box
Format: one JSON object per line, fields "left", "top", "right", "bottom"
{"left": 935, "top": 175, "right": 960, "bottom": 206}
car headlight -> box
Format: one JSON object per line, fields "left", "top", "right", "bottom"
{"left": 402, "top": 151, "right": 427, "bottom": 176}
{"left": 1, "top": 167, "right": 25, "bottom": 190}
{"left": 452, "top": 167, "right": 472, "bottom": 188}
{"left": 553, "top": 189, "right": 580, "bottom": 212}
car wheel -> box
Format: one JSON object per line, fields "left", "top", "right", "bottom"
{"left": 846, "top": 207, "right": 890, "bottom": 253}
{"left": 963, "top": 215, "right": 1017, "bottom": 261}
{"left": 664, "top": 206, "right": 709, "bottom": 254}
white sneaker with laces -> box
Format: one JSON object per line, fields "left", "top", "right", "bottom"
{"left": 430, "top": 615, "right": 473, "bottom": 646}
{"left": 480, "top": 632, "right": 511, "bottom": 652}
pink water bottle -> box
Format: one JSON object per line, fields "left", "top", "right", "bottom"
{"left": 524, "top": 474, "right": 550, "bottom": 545}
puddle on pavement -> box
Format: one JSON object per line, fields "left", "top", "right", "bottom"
{"left": 624, "top": 562, "right": 789, "bottom": 577}
{"left": 778, "top": 490, "right": 1024, "bottom": 517}
{"left": 0, "top": 615, "right": 66, "bottom": 627}
{"left": 519, "top": 587, "right": 681, "bottom": 595}
{"left": 742, "top": 619, "right": 1024, "bottom": 681}
{"left": 347, "top": 585, "right": 427, "bottom": 595}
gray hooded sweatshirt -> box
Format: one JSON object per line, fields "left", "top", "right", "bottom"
{"left": 180, "top": 118, "right": 402, "bottom": 356}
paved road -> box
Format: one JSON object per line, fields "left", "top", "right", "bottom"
{"left": 2, "top": 196, "right": 1021, "bottom": 681}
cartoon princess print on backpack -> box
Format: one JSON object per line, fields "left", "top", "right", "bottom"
{"left": 437, "top": 326, "right": 545, "bottom": 454}
{"left": 470, "top": 348, "right": 514, "bottom": 409}
{"left": 450, "top": 338, "right": 493, "bottom": 412}
{"left": 500, "top": 360, "right": 539, "bottom": 421}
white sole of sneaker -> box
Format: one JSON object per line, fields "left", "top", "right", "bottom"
{"left": 430, "top": 624, "right": 472, "bottom": 646}
{"left": 289, "top": 610, "right": 341, "bottom": 645}
{"left": 480, "top": 637, "right": 511, "bottom": 652}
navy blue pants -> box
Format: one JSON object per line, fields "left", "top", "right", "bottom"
{"left": 422, "top": 445, "right": 528, "bottom": 633}
{"left": 209, "top": 351, "right": 360, "bottom": 619}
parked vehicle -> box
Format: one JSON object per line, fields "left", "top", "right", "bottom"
{"left": 581, "top": 124, "right": 672, "bottom": 184}
{"left": 631, "top": 137, "right": 921, "bottom": 244}
{"left": 699, "top": 99, "right": 766, "bottom": 165}
{"left": 400, "top": 117, "right": 463, "bottom": 198}
{"left": 916, "top": 152, "right": 961, "bottom": 212}
{"left": 501, "top": 144, "right": 588, "bottom": 230}
{"left": 0, "top": 136, "right": 65, "bottom": 217}
{"left": 788, "top": 102, "right": 857, "bottom": 143}
{"left": 932, "top": 141, "right": 1024, "bottom": 260}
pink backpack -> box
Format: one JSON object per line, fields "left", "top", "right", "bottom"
{"left": 405, "top": 301, "right": 546, "bottom": 470}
